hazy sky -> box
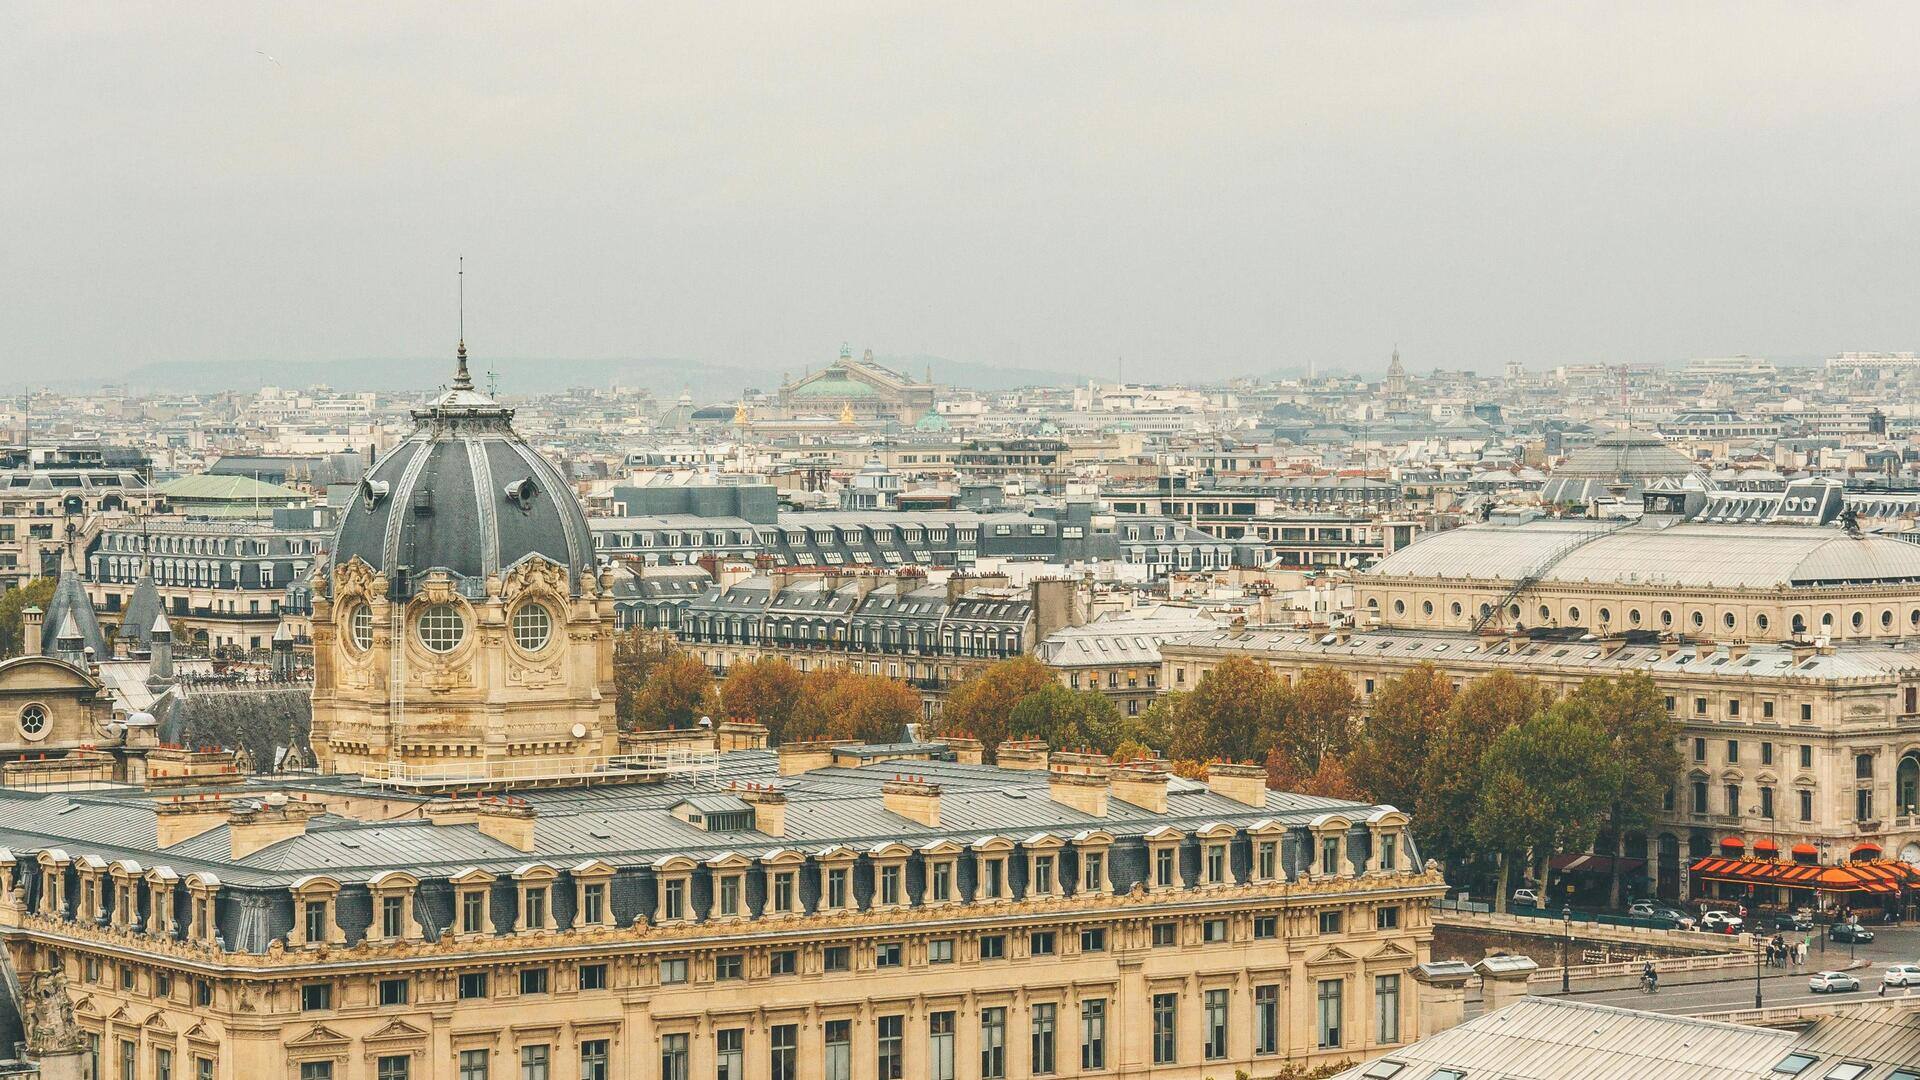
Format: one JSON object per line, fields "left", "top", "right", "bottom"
{"left": 6, "top": 3, "right": 1920, "bottom": 382}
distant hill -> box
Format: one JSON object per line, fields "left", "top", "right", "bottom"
{"left": 69, "top": 351, "right": 1085, "bottom": 400}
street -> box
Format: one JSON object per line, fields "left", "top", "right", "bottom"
{"left": 1538, "top": 924, "right": 1920, "bottom": 1016}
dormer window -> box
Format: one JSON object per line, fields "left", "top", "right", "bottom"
{"left": 1155, "top": 848, "right": 1176, "bottom": 888}
{"left": 931, "top": 860, "right": 953, "bottom": 901}
{"left": 1380, "top": 834, "right": 1398, "bottom": 871}
{"left": 878, "top": 864, "right": 901, "bottom": 906}
{"left": 380, "top": 895, "right": 405, "bottom": 938}
{"left": 1082, "top": 852, "right": 1104, "bottom": 891}
{"left": 1257, "top": 841, "right": 1278, "bottom": 881}
{"left": 581, "top": 883, "right": 606, "bottom": 925}
{"left": 717, "top": 875, "right": 740, "bottom": 917}
{"left": 461, "top": 891, "right": 486, "bottom": 934}
{"left": 771, "top": 871, "right": 795, "bottom": 913}
{"left": 1204, "top": 844, "right": 1227, "bottom": 885}
{"left": 524, "top": 886, "right": 547, "bottom": 928}
{"left": 983, "top": 858, "right": 1005, "bottom": 899}
{"left": 1321, "top": 837, "right": 1339, "bottom": 876}
{"left": 826, "top": 867, "right": 849, "bottom": 909}
{"left": 664, "top": 878, "right": 686, "bottom": 921}
{"left": 305, "top": 900, "right": 329, "bottom": 943}
{"left": 1032, "top": 855, "right": 1054, "bottom": 895}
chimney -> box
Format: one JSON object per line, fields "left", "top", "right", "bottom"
{"left": 19, "top": 608, "right": 41, "bottom": 657}
{"left": 1206, "top": 762, "right": 1268, "bottom": 807}
{"left": 1728, "top": 642, "right": 1750, "bottom": 662}
{"left": 1111, "top": 762, "right": 1169, "bottom": 814}
{"left": 777, "top": 739, "right": 849, "bottom": 777}
{"left": 944, "top": 737, "right": 984, "bottom": 765}
{"left": 716, "top": 722, "right": 770, "bottom": 752}
{"left": 740, "top": 784, "right": 787, "bottom": 837}
{"left": 1048, "top": 752, "right": 1112, "bottom": 817}
{"left": 881, "top": 776, "right": 941, "bottom": 827}
{"left": 155, "top": 795, "right": 234, "bottom": 847}
{"left": 995, "top": 740, "right": 1050, "bottom": 771}
{"left": 227, "top": 795, "right": 321, "bottom": 859}
{"left": 1695, "top": 642, "right": 1715, "bottom": 662}
{"left": 474, "top": 798, "right": 537, "bottom": 852}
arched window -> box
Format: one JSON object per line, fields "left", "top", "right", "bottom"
{"left": 1900, "top": 754, "right": 1920, "bottom": 816}
{"left": 1793, "top": 613, "right": 1807, "bottom": 635}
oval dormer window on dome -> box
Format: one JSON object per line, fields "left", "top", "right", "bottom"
{"left": 505, "top": 477, "right": 539, "bottom": 513}
{"left": 347, "top": 603, "right": 374, "bottom": 652}
{"left": 512, "top": 603, "right": 553, "bottom": 652}
{"left": 360, "top": 478, "right": 390, "bottom": 510}
{"left": 417, "top": 603, "right": 467, "bottom": 653}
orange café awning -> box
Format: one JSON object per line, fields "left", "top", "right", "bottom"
{"left": 1753, "top": 839, "right": 1780, "bottom": 857}
{"left": 1689, "top": 855, "right": 1920, "bottom": 895}
{"left": 1720, "top": 836, "right": 1744, "bottom": 849}
{"left": 1853, "top": 842, "right": 1884, "bottom": 859}
{"left": 1792, "top": 843, "right": 1819, "bottom": 857}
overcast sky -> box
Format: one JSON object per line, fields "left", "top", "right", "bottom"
{"left": 5, "top": 3, "right": 1919, "bottom": 383}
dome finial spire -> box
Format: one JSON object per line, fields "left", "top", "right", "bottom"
{"left": 452, "top": 256, "right": 474, "bottom": 391}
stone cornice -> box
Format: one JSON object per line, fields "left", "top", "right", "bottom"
{"left": 2, "top": 871, "right": 1447, "bottom": 976}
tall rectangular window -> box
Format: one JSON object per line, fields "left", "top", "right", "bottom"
{"left": 827, "top": 867, "right": 850, "bottom": 908}
{"left": 1257, "top": 841, "right": 1277, "bottom": 880}
{"left": 1152, "top": 993, "right": 1177, "bottom": 1064}
{"left": 381, "top": 894, "right": 406, "bottom": 938}
{"left": 1255, "top": 984, "right": 1279, "bottom": 1054}
{"left": 376, "top": 1057, "right": 408, "bottom": 1080}
{"left": 1317, "top": 979, "right": 1344, "bottom": 1048}
{"left": 1205, "top": 844, "right": 1226, "bottom": 883}
{"left": 1322, "top": 837, "right": 1339, "bottom": 875}
{"left": 1801, "top": 789, "right": 1814, "bottom": 822}
{"left": 772, "top": 871, "right": 795, "bottom": 912}
{"left": 581, "top": 882, "right": 605, "bottom": 924}
{"left": 770, "top": 1025, "right": 798, "bottom": 1080}
{"left": 458, "top": 1050, "right": 488, "bottom": 1080}
{"left": 980, "top": 1007, "right": 1007, "bottom": 1080}
{"left": 523, "top": 887, "right": 547, "bottom": 929}
{"left": 664, "top": 879, "right": 685, "bottom": 921}
{"left": 1154, "top": 848, "right": 1175, "bottom": 887}
{"left": 298, "top": 1066, "right": 331, "bottom": 1080}
{"left": 304, "top": 900, "right": 327, "bottom": 942}
{"left": 461, "top": 891, "right": 485, "bottom": 934}
{"left": 877, "top": 1015, "right": 904, "bottom": 1080}
{"left": 929, "top": 1012, "right": 956, "bottom": 1080}
{"left": 824, "top": 1019, "right": 851, "bottom": 1080}
{"left": 157, "top": 1048, "right": 174, "bottom": 1080}
{"left": 879, "top": 864, "right": 901, "bottom": 905}
{"left": 580, "top": 1041, "right": 609, "bottom": 1080}
{"left": 716, "top": 1029, "right": 743, "bottom": 1080}
{"left": 1081, "top": 999, "right": 1107, "bottom": 1070}
{"left": 1031, "top": 1003, "right": 1056, "bottom": 1075}
{"left": 1082, "top": 852, "right": 1104, "bottom": 890}
{"left": 1204, "top": 989, "right": 1228, "bottom": 1060}
{"left": 660, "top": 1034, "right": 688, "bottom": 1080}
{"left": 1376, "top": 974, "right": 1402, "bottom": 1044}
{"left": 520, "top": 1045, "right": 548, "bottom": 1080}
{"left": 932, "top": 861, "right": 952, "bottom": 901}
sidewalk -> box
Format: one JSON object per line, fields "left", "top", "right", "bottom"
{"left": 1541, "top": 956, "right": 1870, "bottom": 998}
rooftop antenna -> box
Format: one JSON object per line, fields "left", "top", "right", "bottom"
{"left": 452, "top": 256, "right": 473, "bottom": 391}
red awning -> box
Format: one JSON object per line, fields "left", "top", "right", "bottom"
{"left": 1548, "top": 853, "right": 1647, "bottom": 876}
{"left": 1689, "top": 855, "right": 1920, "bottom": 895}
{"left": 1791, "top": 843, "right": 1819, "bottom": 857}
{"left": 1720, "top": 836, "right": 1745, "bottom": 849}
{"left": 1853, "top": 843, "right": 1884, "bottom": 857}
{"left": 1754, "top": 839, "right": 1780, "bottom": 853}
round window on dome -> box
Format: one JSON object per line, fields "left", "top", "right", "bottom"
{"left": 347, "top": 603, "right": 374, "bottom": 652}
{"left": 1422, "top": 600, "right": 1434, "bottom": 617}
{"left": 1852, "top": 611, "right": 1865, "bottom": 631}
{"left": 416, "top": 603, "right": 467, "bottom": 653}
{"left": 512, "top": 603, "right": 553, "bottom": 652}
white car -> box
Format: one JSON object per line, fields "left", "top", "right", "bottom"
{"left": 1883, "top": 965, "right": 1920, "bottom": 987}
{"left": 1701, "top": 911, "right": 1744, "bottom": 931}
{"left": 1511, "top": 889, "right": 1540, "bottom": 908}
{"left": 1810, "top": 971, "right": 1861, "bottom": 993}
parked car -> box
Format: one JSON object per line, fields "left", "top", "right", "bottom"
{"left": 1629, "top": 902, "right": 1697, "bottom": 929}
{"left": 1831, "top": 922, "right": 1877, "bottom": 944}
{"left": 1763, "top": 913, "right": 1812, "bottom": 933}
{"left": 1810, "top": 971, "right": 1861, "bottom": 993}
{"left": 1882, "top": 964, "right": 1920, "bottom": 987}
{"left": 1511, "top": 888, "right": 1540, "bottom": 908}
{"left": 1701, "top": 910, "right": 1745, "bottom": 931}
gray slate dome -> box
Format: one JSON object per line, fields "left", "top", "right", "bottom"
{"left": 331, "top": 347, "right": 595, "bottom": 595}
{"left": 1542, "top": 429, "right": 1704, "bottom": 505}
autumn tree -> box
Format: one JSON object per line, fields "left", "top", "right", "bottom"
{"left": 1348, "top": 662, "right": 1455, "bottom": 808}
{"left": 1006, "top": 684, "right": 1125, "bottom": 752}
{"left": 0, "top": 577, "right": 56, "bottom": 660}
{"left": 1553, "top": 672, "right": 1684, "bottom": 905}
{"left": 1471, "top": 707, "right": 1617, "bottom": 911}
{"left": 611, "top": 628, "right": 687, "bottom": 729}
{"left": 1168, "top": 657, "right": 1285, "bottom": 763}
{"left": 933, "top": 655, "right": 1055, "bottom": 753}
{"left": 1280, "top": 665, "right": 1360, "bottom": 773}
{"left": 1414, "top": 670, "right": 1555, "bottom": 877}
{"left": 718, "top": 657, "right": 808, "bottom": 743}
{"left": 626, "top": 653, "right": 718, "bottom": 732}
{"left": 819, "top": 671, "right": 920, "bottom": 745}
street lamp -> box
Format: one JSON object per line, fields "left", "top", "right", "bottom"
{"left": 1755, "top": 933, "right": 1766, "bottom": 1009}
{"left": 1562, "top": 905, "right": 1573, "bottom": 994}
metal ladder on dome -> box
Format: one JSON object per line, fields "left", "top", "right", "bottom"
{"left": 1469, "top": 520, "right": 1633, "bottom": 633}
